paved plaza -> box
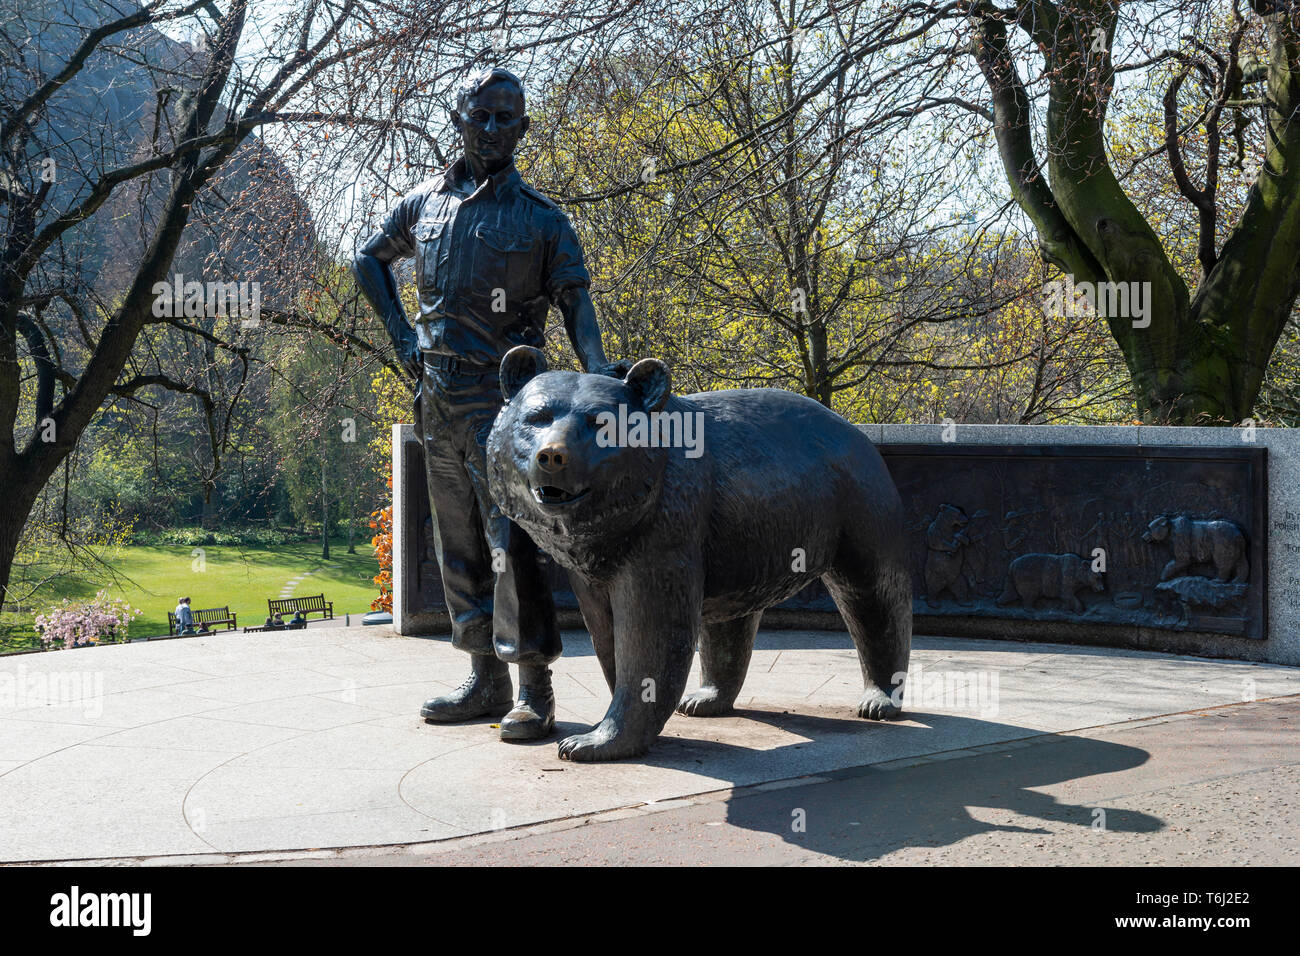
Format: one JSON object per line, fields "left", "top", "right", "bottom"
{"left": 0, "top": 625, "right": 1297, "bottom": 864}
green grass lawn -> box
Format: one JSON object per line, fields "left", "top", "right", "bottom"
{"left": 1, "top": 540, "right": 381, "bottom": 652}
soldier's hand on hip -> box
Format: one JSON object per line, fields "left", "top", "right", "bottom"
{"left": 589, "top": 359, "right": 632, "bottom": 379}
{"left": 402, "top": 343, "right": 423, "bottom": 380}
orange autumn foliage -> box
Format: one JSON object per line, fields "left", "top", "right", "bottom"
{"left": 369, "top": 468, "right": 393, "bottom": 613}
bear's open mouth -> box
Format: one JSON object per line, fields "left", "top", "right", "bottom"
{"left": 533, "top": 485, "right": 589, "bottom": 506}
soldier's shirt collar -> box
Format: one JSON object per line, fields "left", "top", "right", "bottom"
{"left": 439, "top": 156, "right": 520, "bottom": 197}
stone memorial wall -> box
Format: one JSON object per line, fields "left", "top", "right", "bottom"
{"left": 392, "top": 423, "right": 1299, "bottom": 665}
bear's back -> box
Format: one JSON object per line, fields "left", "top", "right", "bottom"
{"left": 680, "top": 388, "right": 890, "bottom": 508}
{"left": 684, "top": 388, "right": 873, "bottom": 467}
{"left": 668, "top": 388, "right": 902, "bottom": 614}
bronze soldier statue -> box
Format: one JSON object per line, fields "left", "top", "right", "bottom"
{"left": 353, "top": 67, "right": 619, "bottom": 740}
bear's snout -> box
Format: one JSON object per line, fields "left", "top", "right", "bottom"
{"left": 527, "top": 438, "right": 592, "bottom": 508}
{"left": 536, "top": 443, "right": 568, "bottom": 474}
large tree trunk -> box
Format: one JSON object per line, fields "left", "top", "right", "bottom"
{"left": 346, "top": 497, "right": 357, "bottom": 555}
{"left": 319, "top": 438, "right": 330, "bottom": 561}
{"left": 970, "top": 0, "right": 1300, "bottom": 423}
{"left": 201, "top": 486, "right": 218, "bottom": 530}
{"left": 0, "top": 474, "right": 43, "bottom": 607}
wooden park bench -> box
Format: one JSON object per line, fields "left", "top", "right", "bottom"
{"left": 167, "top": 605, "right": 237, "bottom": 636}
{"left": 267, "top": 593, "right": 333, "bottom": 623}
{"left": 242, "top": 621, "right": 307, "bottom": 633}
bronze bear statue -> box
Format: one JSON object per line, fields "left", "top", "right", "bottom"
{"left": 486, "top": 346, "right": 913, "bottom": 762}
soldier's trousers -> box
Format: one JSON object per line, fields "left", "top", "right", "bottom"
{"left": 419, "top": 361, "right": 561, "bottom": 666}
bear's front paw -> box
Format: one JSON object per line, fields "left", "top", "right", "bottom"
{"left": 677, "top": 687, "right": 733, "bottom": 717}
{"left": 857, "top": 687, "right": 903, "bottom": 721}
{"left": 557, "top": 720, "right": 649, "bottom": 762}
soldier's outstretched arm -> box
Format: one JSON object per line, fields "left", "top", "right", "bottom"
{"left": 353, "top": 231, "right": 421, "bottom": 379}
{"left": 555, "top": 285, "right": 625, "bottom": 377}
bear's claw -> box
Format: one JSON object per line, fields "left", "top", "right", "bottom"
{"left": 677, "top": 687, "right": 733, "bottom": 717}
{"left": 557, "top": 722, "right": 648, "bottom": 762}
{"left": 857, "top": 688, "right": 903, "bottom": 720}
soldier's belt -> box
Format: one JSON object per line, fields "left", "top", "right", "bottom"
{"left": 422, "top": 352, "right": 498, "bottom": 377}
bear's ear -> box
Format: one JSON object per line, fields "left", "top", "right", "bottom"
{"left": 500, "top": 346, "right": 548, "bottom": 401}
{"left": 624, "top": 358, "right": 671, "bottom": 412}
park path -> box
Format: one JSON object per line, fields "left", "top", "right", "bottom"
{"left": 276, "top": 562, "right": 341, "bottom": 601}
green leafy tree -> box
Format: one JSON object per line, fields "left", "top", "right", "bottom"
{"left": 966, "top": 0, "right": 1298, "bottom": 421}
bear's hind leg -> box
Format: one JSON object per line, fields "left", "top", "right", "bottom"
{"left": 678, "top": 612, "right": 761, "bottom": 717}
{"left": 824, "top": 561, "right": 911, "bottom": 721}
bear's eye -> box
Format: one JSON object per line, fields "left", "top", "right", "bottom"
{"left": 584, "top": 413, "right": 601, "bottom": 430}
{"left": 524, "top": 408, "right": 553, "bottom": 428}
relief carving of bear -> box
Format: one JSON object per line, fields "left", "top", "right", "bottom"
{"left": 996, "top": 552, "right": 1104, "bottom": 613}
{"left": 1141, "top": 515, "right": 1249, "bottom": 583}
{"left": 923, "top": 504, "right": 972, "bottom": 607}
{"left": 486, "top": 347, "right": 913, "bottom": 762}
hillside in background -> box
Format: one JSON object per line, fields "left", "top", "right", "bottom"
{"left": 13, "top": 0, "right": 316, "bottom": 309}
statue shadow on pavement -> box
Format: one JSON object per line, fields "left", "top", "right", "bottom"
{"left": 650, "top": 710, "right": 1160, "bottom": 864}
{"left": 497, "top": 631, "right": 1162, "bottom": 862}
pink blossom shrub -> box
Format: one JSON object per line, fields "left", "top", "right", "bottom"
{"left": 34, "top": 591, "right": 142, "bottom": 650}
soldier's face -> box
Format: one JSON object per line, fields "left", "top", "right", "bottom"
{"left": 454, "top": 83, "right": 529, "bottom": 169}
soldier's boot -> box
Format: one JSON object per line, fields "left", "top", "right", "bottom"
{"left": 499, "top": 665, "right": 556, "bottom": 741}
{"left": 420, "top": 653, "right": 514, "bottom": 723}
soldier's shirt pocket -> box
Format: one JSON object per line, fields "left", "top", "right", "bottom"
{"left": 474, "top": 224, "right": 536, "bottom": 297}
{"left": 413, "top": 218, "right": 450, "bottom": 286}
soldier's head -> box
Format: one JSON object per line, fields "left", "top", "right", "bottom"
{"left": 451, "top": 67, "right": 529, "bottom": 172}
